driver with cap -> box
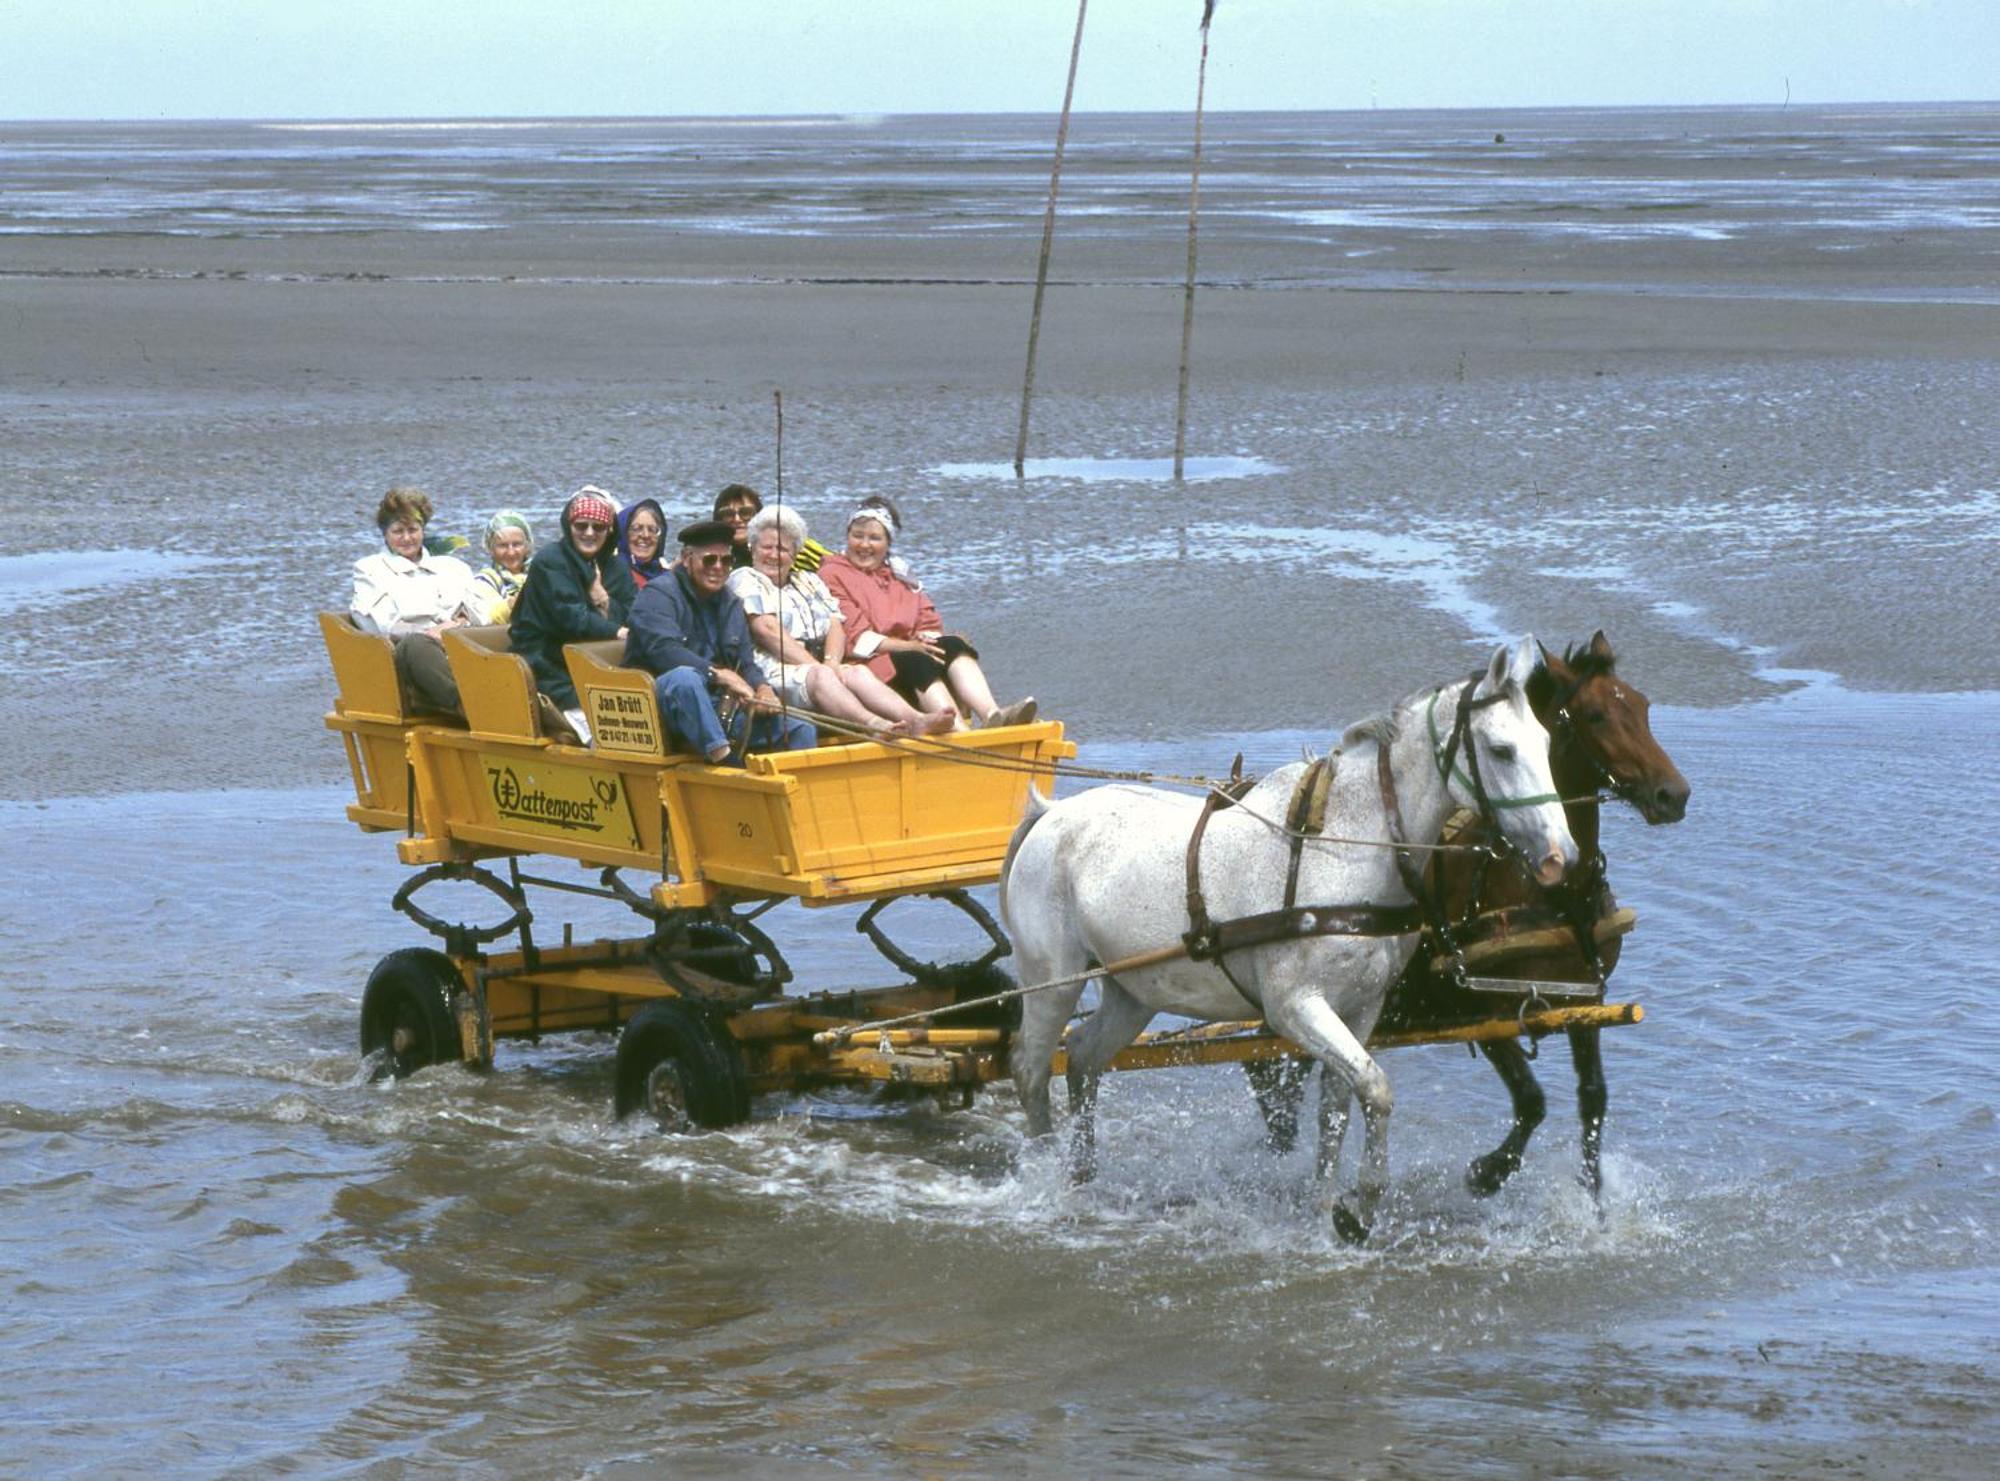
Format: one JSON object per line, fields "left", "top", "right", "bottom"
{"left": 624, "top": 518, "right": 815, "bottom": 764}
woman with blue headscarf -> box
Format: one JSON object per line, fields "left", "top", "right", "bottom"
{"left": 616, "top": 498, "right": 669, "bottom": 589}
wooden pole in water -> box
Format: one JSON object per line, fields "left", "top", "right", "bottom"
{"left": 773, "top": 389, "right": 784, "bottom": 505}
{"left": 1014, "top": 0, "right": 1090, "bottom": 479}
{"left": 1173, "top": 2, "right": 1215, "bottom": 482}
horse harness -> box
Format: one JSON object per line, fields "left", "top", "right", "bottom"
{"left": 1181, "top": 675, "right": 1523, "bottom": 1006}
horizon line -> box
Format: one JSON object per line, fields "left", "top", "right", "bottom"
{"left": 4, "top": 97, "right": 1995, "bottom": 128}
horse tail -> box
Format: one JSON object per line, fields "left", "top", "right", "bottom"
{"left": 998, "top": 788, "right": 1055, "bottom": 923}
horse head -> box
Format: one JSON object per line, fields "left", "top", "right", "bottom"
{"left": 1455, "top": 635, "right": 1578, "bottom": 887}
{"left": 1534, "top": 630, "right": 1690, "bottom": 825}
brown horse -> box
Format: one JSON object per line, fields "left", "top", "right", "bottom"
{"left": 1250, "top": 631, "right": 1690, "bottom": 1201}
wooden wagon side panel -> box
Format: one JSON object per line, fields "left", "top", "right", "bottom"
{"left": 405, "top": 729, "right": 669, "bottom": 872}
{"left": 766, "top": 722, "right": 1074, "bottom": 898}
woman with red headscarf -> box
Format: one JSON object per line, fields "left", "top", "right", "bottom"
{"left": 508, "top": 486, "right": 636, "bottom": 739}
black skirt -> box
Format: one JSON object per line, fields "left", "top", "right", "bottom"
{"left": 884, "top": 634, "right": 978, "bottom": 702}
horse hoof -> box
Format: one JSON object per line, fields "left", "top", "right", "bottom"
{"left": 1466, "top": 1152, "right": 1520, "bottom": 1198}
{"left": 1331, "top": 1203, "right": 1370, "bottom": 1246}
{"left": 1575, "top": 1166, "right": 1605, "bottom": 1206}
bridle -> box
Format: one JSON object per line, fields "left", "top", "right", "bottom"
{"left": 1426, "top": 675, "right": 1563, "bottom": 826}
{"left": 1368, "top": 673, "right": 1561, "bottom": 992}
{"left": 1540, "top": 663, "right": 1636, "bottom": 805}
{"left": 1531, "top": 664, "right": 1622, "bottom": 988}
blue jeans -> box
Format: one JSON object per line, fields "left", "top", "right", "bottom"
{"left": 655, "top": 666, "right": 815, "bottom": 760}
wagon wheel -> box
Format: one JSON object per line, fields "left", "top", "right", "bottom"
{"left": 360, "top": 948, "right": 472, "bottom": 1080}
{"left": 613, "top": 1000, "right": 750, "bottom": 1131}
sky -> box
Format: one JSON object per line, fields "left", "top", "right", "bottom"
{"left": 6, "top": 0, "right": 1994, "bottom": 120}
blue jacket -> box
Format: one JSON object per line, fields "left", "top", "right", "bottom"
{"left": 624, "top": 566, "right": 760, "bottom": 680}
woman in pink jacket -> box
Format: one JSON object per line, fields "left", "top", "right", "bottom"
{"left": 818, "top": 498, "right": 1036, "bottom": 731}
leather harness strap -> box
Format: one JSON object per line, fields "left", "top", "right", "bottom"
{"left": 1280, "top": 752, "right": 1335, "bottom": 910}
{"left": 1182, "top": 783, "right": 1257, "bottom": 1001}
{"left": 1182, "top": 751, "right": 1254, "bottom": 940}
{"left": 1181, "top": 676, "right": 1532, "bottom": 1001}
{"left": 1382, "top": 702, "right": 1483, "bottom": 986}
{"left": 1183, "top": 751, "right": 1423, "bottom": 1008}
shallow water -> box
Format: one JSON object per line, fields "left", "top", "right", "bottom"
{"left": 2, "top": 690, "right": 1995, "bottom": 1474}
{"left": 9, "top": 109, "right": 1998, "bottom": 296}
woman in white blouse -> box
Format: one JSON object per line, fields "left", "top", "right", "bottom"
{"left": 350, "top": 486, "right": 479, "bottom": 717}
{"left": 727, "top": 506, "right": 952, "bottom": 738}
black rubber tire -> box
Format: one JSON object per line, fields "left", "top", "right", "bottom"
{"left": 613, "top": 1000, "right": 750, "bottom": 1130}
{"left": 360, "top": 948, "right": 465, "bottom": 1079}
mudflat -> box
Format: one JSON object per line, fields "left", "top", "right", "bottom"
{"left": 3, "top": 109, "right": 1995, "bottom": 800}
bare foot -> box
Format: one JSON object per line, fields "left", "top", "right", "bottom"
{"left": 919, "top": 709, "right": 960, "bottom": 736}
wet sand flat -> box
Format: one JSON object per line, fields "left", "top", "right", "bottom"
{"left": 4, "top": 259, "right": 1995, "bottom": 799}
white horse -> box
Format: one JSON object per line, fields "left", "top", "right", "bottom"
{"left": 1000, "top": 636, "right": 1578, "bottom": 1242}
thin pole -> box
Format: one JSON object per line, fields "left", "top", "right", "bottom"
{"left": 1173, "top": 2, "right": 1215, "bottom": 482}
{"left": 1014, "top": 0, "right": 1090, "bottom": 479}
{"left": 773, "top": 388, "right": 787, "bottom": 725}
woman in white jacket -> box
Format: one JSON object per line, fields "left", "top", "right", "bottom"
{"left": 350, "top": 486, "right": 479, "bottom": 717}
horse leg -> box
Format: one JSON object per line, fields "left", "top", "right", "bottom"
{"left": 1314, "top": 1073, "right": 1350, "bottom": 1188}
{"left": 1010, "top": 972, "right": 1085, "bottom": 1140}
{"left": 1266, "top": 996, "right": 1392, "bottom": 1245}
{"left": 1000, "top": 827, "right": 1089, "bottom": 1141}
{"left": 1243, "top": 1057, "right": 1313, "bottom": 1154}
{"left": 1569, "top": 1024, "right": 1609, "bottom": 1206}
{"left": 1061, "top": 976, "right": 1154, "bottom": 1185}
{"left": 1466, "top": 1038, "right": 1547, "bottom": 1197}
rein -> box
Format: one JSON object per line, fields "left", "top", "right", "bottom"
{"left": 808, "top": 675, "right": 1601, "bottom": 1046}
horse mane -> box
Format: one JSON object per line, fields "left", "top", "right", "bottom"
{"left": 1560, "top": 639, "right": 1618, "bottom": 680}
{"left": 1340, "top": 711, "right": 1400, "bottom": 750}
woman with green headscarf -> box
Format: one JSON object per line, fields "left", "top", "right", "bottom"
{"left": 472, "top": 510, "right": 535, "bottom": 624}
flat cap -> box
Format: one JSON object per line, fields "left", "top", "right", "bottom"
{"left": 677, "top": 518, "right": 736, "bottom": 547}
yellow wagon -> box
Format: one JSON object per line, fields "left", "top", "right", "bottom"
{"left": 322, "top": 615, "right": 1637, "bottom": 1130}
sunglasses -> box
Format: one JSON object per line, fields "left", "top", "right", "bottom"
{"left": 691, "top": 552, "right": 732, "bottom": 569}
{"left": 571, "top": 520, "right": 609, "bottom": 534}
